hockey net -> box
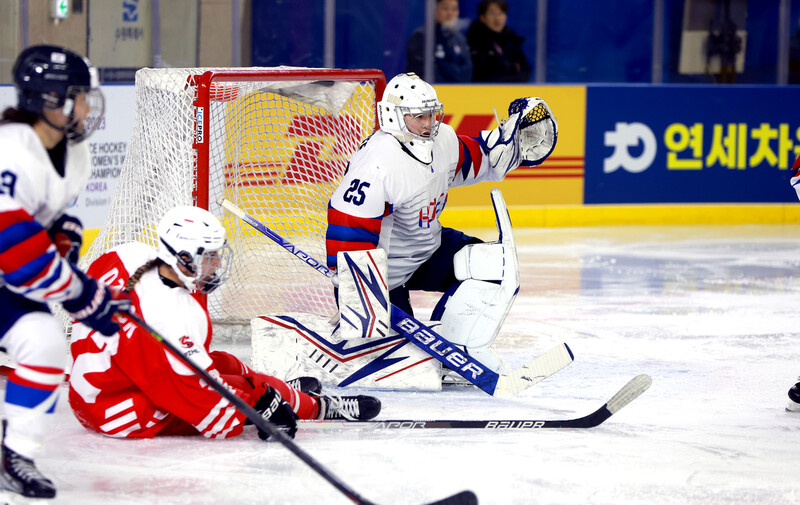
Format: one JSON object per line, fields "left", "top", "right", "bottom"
{"left": 81, "top": 67, "right": 386, "bottom": 340}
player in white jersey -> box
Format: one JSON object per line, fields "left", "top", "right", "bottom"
{"left": 326, "top": 72, "right": 557, "bottom": 373}
{"left": 69, "top": 206, "right": 380, "bottom": 443}
{"left": 0, "top": 45, "right": 131, "bottom": 499}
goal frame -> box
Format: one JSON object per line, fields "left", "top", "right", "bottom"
{"left": 69, "top": 66, "right": 388, "bottom": 339}
{"left": 190, "top": 68, "right": 387, "bottom": 212}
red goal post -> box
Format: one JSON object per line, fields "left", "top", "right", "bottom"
{"left": 82, "top": 67, "right": 386, "bottom": 339}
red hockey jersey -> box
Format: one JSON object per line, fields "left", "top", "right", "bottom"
{"left": 68, "top": 242, "right": 255, "bottom": 439}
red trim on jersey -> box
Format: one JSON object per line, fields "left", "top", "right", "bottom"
{"left": 0, "top": 208, "right": 32, "bottom": 229}
{"left": 459, "top": 135, "right": 484, "bottom": 178}
{"left": 327, "top": 206, "right": 382, "bottom": 234}
{"left": 326, "top": 206, "right": 384, "bottom": 270}
{"left": 0, "top": 230, "right": 52, "bottom": 274}
{"left": 326, "top": 239, "right": 378, "bottom": 253}
{"left": 17, "top": 364, "right": 63, "bottom": 375}
{"left": 456, "top": 140, "right": 466, "bottom": 174}
{"left": 8, "top": 371, "right": 60, "bottom": 391}
{"left": 41, "top": 271, "right": 75, "bottom": 298}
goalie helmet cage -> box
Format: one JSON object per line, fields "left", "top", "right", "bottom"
{"left": 82, "top": 66, "right": 386, "bottom": 339}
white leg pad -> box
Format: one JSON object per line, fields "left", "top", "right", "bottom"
{"left": 465, "top": 346, "right": 510, "bottom": 377}
{"left": 453, "top": 242, "right": 505, "bottom": 281}
{"left": 440, "top": 279, "right": 513, "bottom": 349}
{"left": 336, "top": 249, "right": 390, "bottom": 339}
{"left": 251, "top": 313, "right": 442, "bottom": 391}
{"left": 440, "top": 189, "right": 518, "bottom": 374}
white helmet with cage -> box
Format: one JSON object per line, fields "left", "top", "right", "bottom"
{"left": 156, "top": 206, "right": 230, "bottom": 294}
{"left": 377, "top": 72, "right": 444, "bottom": 164}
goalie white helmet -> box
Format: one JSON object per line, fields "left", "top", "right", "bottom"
{"left": 377, "top": 72, "right": 444, "bottom": 164}
{"left": 157, "top": 206, "right": 230, "bottom": 294}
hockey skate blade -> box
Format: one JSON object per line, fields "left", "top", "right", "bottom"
{"left": 492, "top": 343, "right": 573, "bottom": 397}
{"left": 786, "top": 401, "right": 800, "bottom": 413}
{"left": 606, "top": 374, "right": 652, "bottom": 415}
{"left": 423, "top": 490, "right": 479, "bottom": 505}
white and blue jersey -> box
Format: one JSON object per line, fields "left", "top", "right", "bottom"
{"left": 326, "top": 124, "right": 501, "bottom": 290}
{"left": 0, "top": 121, "right": 91, "bottom": 459}
{"left": 0, "top": 122, "right": 90, "bottom": 308}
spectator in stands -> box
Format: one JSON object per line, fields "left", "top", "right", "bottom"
{"left": 405, "top": 0, "right": 472, "bottom": 83}
{"left": 466, "top": 0, "right": 531, "bottom": 83}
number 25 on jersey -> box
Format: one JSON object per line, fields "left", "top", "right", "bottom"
{"left": 343, "top": 179, "right": 370, "bottom": 206}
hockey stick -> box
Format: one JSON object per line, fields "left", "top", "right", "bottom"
{"left": 299, "top": 374, "right": 651, "bottom": 430}
{"left": 218, "top": 197, "right": 573, "bottom": 397}
{"left": 122, "top": 310, "right": 477, "bottom": 505}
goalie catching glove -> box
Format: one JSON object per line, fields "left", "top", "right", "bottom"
{"left": 479, "top": 97, "right": 558, "bottom": 178}
{"left": 253, "top": 386, "right": 298, "bottom": 440}
{"left": 509, "top": 97, "right": 558, "bottom": 167}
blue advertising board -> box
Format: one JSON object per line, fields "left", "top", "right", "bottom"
{"left": 585, "top": 86, "right": 800, "bottom": 204}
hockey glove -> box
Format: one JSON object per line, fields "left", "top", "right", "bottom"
{"left": 478, "top": 110, "right": 522, "bottom": 179}
{"left": 62, "top": 267, "right": 131, "bottom": 336}
{"left": 508, "top": 97, "right": 558, "bottom": 167}
{"left": 253, "top": 386, "right": 298, "bottom": 440}
{"left": 48, "top": 214, "right": 83, "bottom": 264}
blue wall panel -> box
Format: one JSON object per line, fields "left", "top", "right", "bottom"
{"left": 252, "top": 0, "right": 325, "bottom": 68}
{"left": 251, "top": 1, "right": 791, "bottom": 85}
{"left": 585, "top": 85, "right": 800, "bottom": 204}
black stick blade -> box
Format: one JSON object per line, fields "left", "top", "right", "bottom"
{"left": 423, "top": 490, "right": 479, "bottom": 505}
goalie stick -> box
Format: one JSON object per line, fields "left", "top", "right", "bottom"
{"left": 122, "top": 310, "right": 477, "bottom": 505}
{"left": 299, "top": 374, "right": 652, "bottom": 430}
{"left": 218, "top": 197, "right": 573, "bottom": 397}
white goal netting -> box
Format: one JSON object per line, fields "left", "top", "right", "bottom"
{"left": 79, "top": 66, "right": 384, "bottom": 339}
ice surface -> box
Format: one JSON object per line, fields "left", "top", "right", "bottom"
{"left": 2, "top": 225, "right": 800, "bottom": 505}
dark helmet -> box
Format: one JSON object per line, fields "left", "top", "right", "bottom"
{"left": 12, "top": 44, "right": 104, "bottom": 142}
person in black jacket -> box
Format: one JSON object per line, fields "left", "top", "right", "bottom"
{"left": 466, "top": 0, "right": 531, "bottom": 82}
{"left": 405, "top": 0, "right": 473, "bottom": 83}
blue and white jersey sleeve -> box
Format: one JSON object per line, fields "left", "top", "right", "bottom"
{"left": 444, "top": 126, "right": 503, "bottom": 189}
{"left": 0, "top": 123, "right": 91, "bottom": 303}
{"left": 326, "top": 138, "right": 390, "bottom": 271}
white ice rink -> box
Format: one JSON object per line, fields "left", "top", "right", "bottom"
{"left": 3, "top": 224, "right": 800, "bottom": 505}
